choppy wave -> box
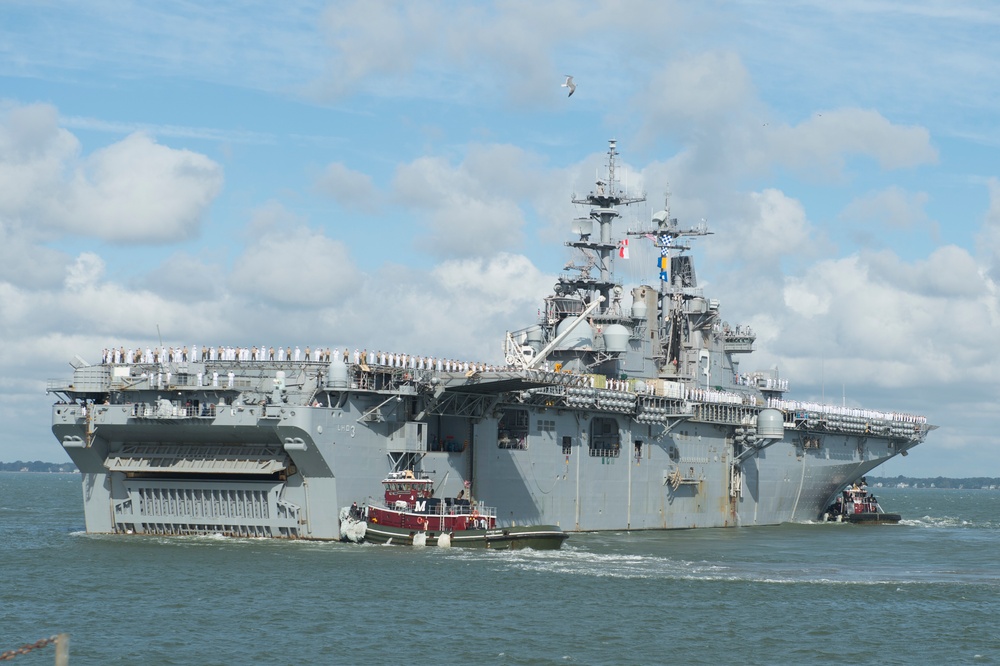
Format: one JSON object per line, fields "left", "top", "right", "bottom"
{"left": 899, "top": 515, "right": 998, "bottom": 529}
{"left": 436, "top": 538, "right": 1000, "bottom": 588}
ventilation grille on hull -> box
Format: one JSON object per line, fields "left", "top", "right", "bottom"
{"left": 112, "top": 479, "right": 300, "bottom": 538}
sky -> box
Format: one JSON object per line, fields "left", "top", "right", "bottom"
{"left": 1, "top": 0, "right": 998, "bottom": 477}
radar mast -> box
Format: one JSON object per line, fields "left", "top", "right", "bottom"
{"left": 564, "top": 139, "right": 645, "bottom": 311}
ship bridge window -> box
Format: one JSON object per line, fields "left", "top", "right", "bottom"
{"left": 498, "top": 408, "right": 528, "bottom": 450}
{"left": 589, "top": 417, "right": 620, "bottom": 457}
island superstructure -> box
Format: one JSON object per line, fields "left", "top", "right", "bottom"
{"left": 49, "top": 140, "right": 934, "bottom": 539}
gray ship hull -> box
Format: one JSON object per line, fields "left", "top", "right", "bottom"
{"left": 51, "top": 362, "right": 926, "bottom": 539}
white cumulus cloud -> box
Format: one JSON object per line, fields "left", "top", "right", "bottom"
{"left": 0, "top": 102, "right": 223, "bottom": 245}
{"left": 229, "top": 204, "right": 362, "bottom": 308}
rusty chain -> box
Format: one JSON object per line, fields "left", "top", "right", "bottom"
{"left": 0, "top": 636, "right": 62, "bottom": 661}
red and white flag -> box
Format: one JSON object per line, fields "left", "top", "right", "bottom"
{"left": 618, "top": 238, "right": 629, "bottom": 259}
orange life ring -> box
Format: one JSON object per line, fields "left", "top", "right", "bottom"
{"left": 417, "top": 517, "right": 427, "bottom": 528}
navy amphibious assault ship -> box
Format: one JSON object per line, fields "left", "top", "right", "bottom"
{"left": 49, "top": 140, "right": 934, "bottom": 539}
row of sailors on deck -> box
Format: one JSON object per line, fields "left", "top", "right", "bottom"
{"left": 734, "top": 373, "right": 789, "bottom": 391}
{"left": 766, "top": 397, "right": 928, "bottom": 424}
{"left": 101, "top": 345, "right": 504, "bottom": 375}
{"left": 103, "top": 345, "right": 349, "bottom": 365}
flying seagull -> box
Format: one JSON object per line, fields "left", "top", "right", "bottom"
{"left": 562, "top": 75, "right": 576, "bottom": 97}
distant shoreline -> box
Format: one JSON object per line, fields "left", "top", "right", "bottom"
{"left": 0, "top": 461, "right": 78, "bottom": 473}
{"left": 866, "top": 476, "right": 1000, "bottom": 490}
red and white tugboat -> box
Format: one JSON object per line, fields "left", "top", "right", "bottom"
{"left": 340, "top": 471, "right": 567, "bottom": 549}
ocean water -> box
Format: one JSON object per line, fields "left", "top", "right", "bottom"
{"left": 2, "top": 474, "right": 998, "bottom": 665}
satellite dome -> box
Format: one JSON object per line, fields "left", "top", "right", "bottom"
{"left": 326, "top": 356, "right": 348, "bottom": 388}
{"left": 555, "top": 319, "right": 593, "bottom": 350}
{"left": 602, "top": 324, "right": 630, "bottom": 353}
{"left": 757, "top": 409, "right": 784, "bottom": 439}
{"left": 631, "top": 299, "right": 647, "bottom": 319}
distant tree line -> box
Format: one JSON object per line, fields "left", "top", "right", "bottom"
{"left": 0, "top": 460, "right": 78, "bottom": 473}
{"left": 867, "top": 475, "right": 1000, "bottom": 489}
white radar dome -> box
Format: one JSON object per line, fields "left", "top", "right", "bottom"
{"left": 757, "top": 409, "right": 784, "bottom": 439}
{"left": 555, "top": 319, "right": 593, "bottom": 350}
{"left": 602, "top": 324, "right": 630, "bottom": 353}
